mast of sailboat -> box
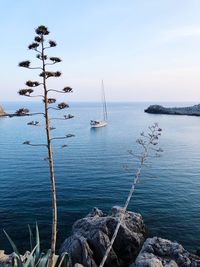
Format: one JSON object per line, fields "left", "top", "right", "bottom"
{"left": 101, "top": 80, "right": 107, "bottom": 121}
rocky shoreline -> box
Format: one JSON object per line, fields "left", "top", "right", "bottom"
{"left": 1, "top": 207, "right": 199, "bottom": 267}
{"left": 144, "top": 104, "right": 200, "bottom": 116}
{"left": 0, "top": 106, "right": 5, "bottom": 116}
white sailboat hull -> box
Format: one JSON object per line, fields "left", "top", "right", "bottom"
{"left": 90, "top": 120, "right": 107, "bottom": 128}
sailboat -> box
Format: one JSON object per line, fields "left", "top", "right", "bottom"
{"left": 90, "top": 80, "right": 108, "bottom": 128}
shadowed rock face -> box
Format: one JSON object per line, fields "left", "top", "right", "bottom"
{"left": 144, "top": 104, "right": 200, "bottom": 116}
{"left": 61, "top": 207, "right": 146, "bottom": 267}
{"left": 131, "top": 237, "right": 200, "bottom": 267}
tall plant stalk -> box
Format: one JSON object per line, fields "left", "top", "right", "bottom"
{"left": 42, "top": 41, "right": 57, "bottom": 267}
{"left": 99, "top": 123, "right": 162, "bottom": 267}
{"left": 17, "top": 25, "right": 74, "bottom": 267}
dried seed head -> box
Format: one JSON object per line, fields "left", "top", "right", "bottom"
{"left": 19, "top": 60, "right": 30, "bottom": 68}
{"left": 35, "top": 25, "right": 49, "bottom": 35}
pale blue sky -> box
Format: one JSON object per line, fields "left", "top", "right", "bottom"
{"left": 1, "top": 0, "right": 200, "bottom": 102}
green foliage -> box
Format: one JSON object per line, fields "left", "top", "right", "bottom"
{"left": 4, "top": 224, "right": 72, "bottom": 267}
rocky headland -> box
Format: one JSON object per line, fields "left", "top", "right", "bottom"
{"left": 1, "top": 207, "right": 200, "bottom": 267}
{"left": 0, "top": 105, "right": 5, "bottom": 116}
{"left": 60, "top": 207, "right": 200, "bottom": 267}
{"left": 144, "top": 104, "right": 200, "bottom": 116}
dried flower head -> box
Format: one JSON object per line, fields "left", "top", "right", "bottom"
{"left": 49, "top": 57, "right": 62, "bottom": 63}
{"left": 49, "top": 40, "right": 57, "bottom": 47}
{"left": 28, "top": 42, "right": 39, "bottom": 50}
{"left": 15, "top": 108, "right": 29, "bottom": 116}
{"left": 23, "top": 140, "right": 30, "bottom": 145}
{"left": 18, "top": 89, "right": 34, "bottom": 96}
{"left": 19, "top": 60, "right": 30, "bottom": 68}
{"left": 48, "top": 98, "right": 56, "bottom": 104}
{"left": 25, "top": 80, "right": 40, "bottom": 87}
{"left": 35, "top": 25, "right": 49, "bottom": 35}
{"left": 42, "top": 55, "right": 47, "bottom": 60}
{"left": 63, "top": 87, "right": 73, "bottom": 93}
{"left": 64, "top": 114, "right": 74, "bottom": 119}
{"left": 34, "top": 36, "right": 42, "bottom": 43}
{"left": 39, "top": 71, "right": 61, "bottom": 78}
{"left": 57, "top": 102, "right": 69, "bottom": 109}
{"left": 54, "top": 71, "right": 61, "bottom": 77}
{"left": 65, "top": 134, "right": 75, "bottom": 138}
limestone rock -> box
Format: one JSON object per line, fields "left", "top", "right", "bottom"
{"left": 131, "top": 237, "right": 200, "bottom": 267}
{"left": 0, "top": 251, "right": 11, "bottom": 267}
{"left": 61, "top": 206, "right": 146, "bottom": 267}
{"left": 144, "top": 104, "right": 200, "bottom": 116}
{"left": 0, "top": 106, "right": 5, "bottom": 116}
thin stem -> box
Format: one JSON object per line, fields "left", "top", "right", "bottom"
{"left": 99, "top": 126, "right": 160, "bottom": 267}
{"left": 50, "top": 117, "right": 74, "bottom": 120}
{"left": 25, "top": 143, "right": 47, "bottom": 147}
{"left": 45, "top": 62, "right": 56, "bottom": 66}
{"left": 28, "top": 112, "right": 45, "bottom": 116}
{"left": 41, "top": 36, "right": 57, "bottom": 267}
{"left": 47, "top": 89, "right": 71, "bottom": 94}
{"left": 50, "top": 136, "right": 68, "bottom": 141}
{"left": 25, "top": 95, "right": 44, "bottom": 98}
{"left": 48, "top": 107, "right": 60, "bottom": 111}
{"left": 28, "top": 67, "right": 43, "bottom": 70}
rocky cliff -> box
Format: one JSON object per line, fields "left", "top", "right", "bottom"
{"left": 61, "top": 207, "right": 200, "bottom": 267}
{"left": 1, "top": 208, "right": 200, "bottom": 267}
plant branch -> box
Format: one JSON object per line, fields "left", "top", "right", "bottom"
{"left": 51, "top": 134, "right": 75, "bottom": 141}
{"left": 23, "top": 141, "right": 47, "bottom": 147}
{"left": 49, "top": 115, "right": 74, "bottom": 120}
{"left": 99, "top": 123, "right": 162, "bottom": 267}
{"left": 47, "top": 89, "right": 72, "bottom": 94}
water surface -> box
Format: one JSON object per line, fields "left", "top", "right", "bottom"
{"left": 0, "top": 102, "right": 200, "bottom": 253}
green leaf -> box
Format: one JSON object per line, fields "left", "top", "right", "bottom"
{"left": 35, "top": 222, "right": 40, "bottom": 263}
{"left": 57, "top": 253, "right": 71, "bottom": 267}
{"left": 39, "top": 249, "right": 51, "bottom": 267}
{"left": 3, "top": 230, "right": 23, "bottom": 267}
{"left": 28, "top": 224, "right": 33, "bottom": 252}
{"left": 24, "top": 244, "right": 38, "bottom": 267}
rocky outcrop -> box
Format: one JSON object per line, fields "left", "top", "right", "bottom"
{"left": 0, "top": 251, "right": 31, "bottom": 267}
{"left": 0, "top": 106, "right": 5, "bottom": 116}
{"left": 144, "top": 104, "right": 200, "bottom": 116}
{"left": 0, "top": 251, "right": 10, "bottom": 267}
{"left": 61, "top": 206, "right": 146, "bottom": 267}
{"left": 131, "top": 237, "right": 200, "bottom": 267}
{"left": 2, "top": 210, "right": 200, "bottom": 267}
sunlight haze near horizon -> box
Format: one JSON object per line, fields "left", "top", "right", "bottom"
{"left": 1, "top": 0, "right": 200, "bottom": 102}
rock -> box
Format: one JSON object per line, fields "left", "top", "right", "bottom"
{"left": 131, "top": 237, "right": 200, "bottom": 267}
{"left": 61, "top": 206, "right": 146, "bottom": 267}
{"left": 0, "top": 251, "right": 32, "bottom": 267}
{"left": 144, "top": 104, "right": 200, "bottom": 116}
{"left": 0, "top": 106, "right": 5, "bottom": 116}
{"left": 0, "top": 251, "right": 11, "bottom": 267}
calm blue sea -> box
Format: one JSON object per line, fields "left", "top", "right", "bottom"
{"left": 0, "top": 101, "right": 200, "bottom": 253}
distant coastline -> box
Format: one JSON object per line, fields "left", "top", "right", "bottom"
{"left": 145, "top": 103, "right": 200, "bottom": 116}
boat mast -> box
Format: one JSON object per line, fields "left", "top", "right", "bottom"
{"left": 101, "top": 80, "right": 107, "bottom": 121}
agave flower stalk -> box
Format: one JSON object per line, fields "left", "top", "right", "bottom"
{"left": 18, "top": 25, "right": 74, "bottom": 267}
{"left": 99, "top": 123, "right": 162, "bottom": 267}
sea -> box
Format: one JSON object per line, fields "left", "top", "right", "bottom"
{"left": 0, "top": 101, "right": 200, "bottom": 253}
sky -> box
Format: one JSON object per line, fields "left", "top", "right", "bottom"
{"left": 1, "top": 0, "right": 200, "bottom": 102}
